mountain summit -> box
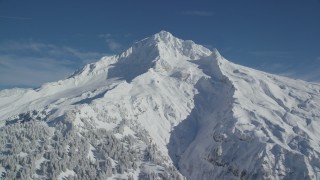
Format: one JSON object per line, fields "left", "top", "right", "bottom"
{"left": 0, "top": 31, "right": 320, "bottom": 180}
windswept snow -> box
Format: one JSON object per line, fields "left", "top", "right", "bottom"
{"left": 0, "top": 31, "right": 319, "bottom": 180}
{"left": 57, "top": 169, "right": 75, "bottom": 180}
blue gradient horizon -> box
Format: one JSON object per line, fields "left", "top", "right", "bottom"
{"left": 1, "top": 0, "right": 320, "bottom": 89}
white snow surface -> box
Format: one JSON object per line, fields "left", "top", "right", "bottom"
{"left": 57, "top": 169, "right": 75, "bottom": 180}
{"left": 1, "top": 31, "right": 320, "bottom": 179}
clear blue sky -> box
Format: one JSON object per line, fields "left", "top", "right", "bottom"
{"left": 1, "top": 0, "right": 320, "bottom": 89}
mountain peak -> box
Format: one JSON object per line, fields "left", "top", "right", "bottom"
{"left": 153, "top": 30, "right": 174, "bottom": 40}
{"left": 152, "top": 30, "right": 181, "bottom": 46}
{"left": 148, "top": 30, "right": 180, "bottom": 46}
{"left": 65, "top": 31, "right": 212, "bottom": 81}
{"left": 144, "top": 31, "right": 212, "bottom": 60}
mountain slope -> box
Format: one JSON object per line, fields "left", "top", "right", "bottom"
{"left": 0, "top": 31, "right": 320, "bottom": 180}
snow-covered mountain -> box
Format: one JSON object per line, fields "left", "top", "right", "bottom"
{"left": 0, "top": 31, "right": 320, "bottom": 180}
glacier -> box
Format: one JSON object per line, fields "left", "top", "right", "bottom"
{"left": 0, "top": 31, "right": 320, "bottom": 179}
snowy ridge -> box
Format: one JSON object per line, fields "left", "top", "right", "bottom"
{"left": 0, "top": 31, "right": 320, "bottom": 180}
